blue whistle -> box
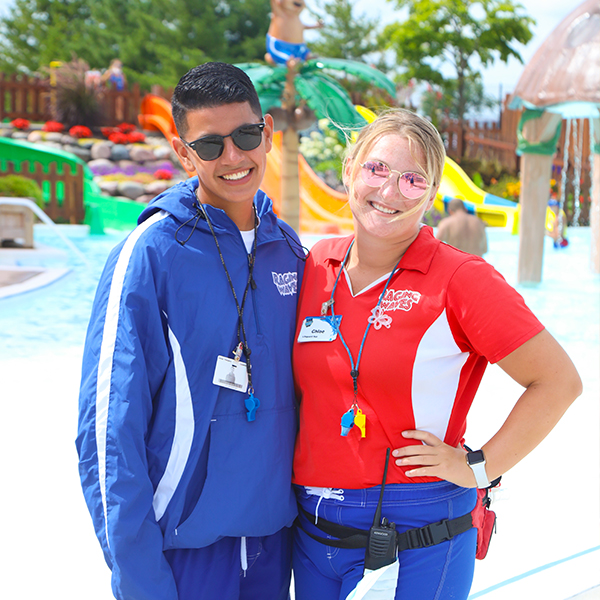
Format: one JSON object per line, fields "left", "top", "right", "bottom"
{"left": 245, "top": 393, "right": 260, "bottom": 422}
{"left": 340, "top": 409, "right": 355, "bottom": 436}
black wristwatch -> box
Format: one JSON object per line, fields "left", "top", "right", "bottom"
{"left": 466, "top": 449, "right": 491, "bottom": 488}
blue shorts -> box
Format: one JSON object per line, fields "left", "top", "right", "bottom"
{"left": 165, "top": 528, "right": 292, "bottom": 600}
{"left": 266, "top": 34, "right": 310, "bottom": 65}
{"left": 293, "top": 482, "right": 477, "bottom": 600}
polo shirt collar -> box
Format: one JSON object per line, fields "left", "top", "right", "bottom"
{"left": 323, "top": 226, "right": 438, "bottom": 275}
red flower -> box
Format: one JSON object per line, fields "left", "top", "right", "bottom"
{"left": 42, "top": 120, "right": 64, "bottom": 133}
{"left": 69, "top": 125, "right": 93, "bottom": 138}
{"left": 108, "top": 132, "right": 129, "bottom": 145}
{"left": 118, "top": 123, "right": 136, "bottom": 133}
{"left": 154, "top": 169, "right": 173, "bottom": 180}
{"left": 101, "top": 126, "right": 118, "bottom": 138}
{"left": 11, "top": 118, "right": 30, "bottom": 130}
{"left": 126, "top": 131, "right": 146, "bottom": 143}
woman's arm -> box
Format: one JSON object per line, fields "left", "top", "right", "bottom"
{"left": 393, "top": 329, "right": 582, "bottom": 487}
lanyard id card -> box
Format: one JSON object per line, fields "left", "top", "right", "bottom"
{"left": 212, "top": 355, "right": 249, "bottom": 393}
{"left": 297, "top": 315, "right": 342, "bottom": 343}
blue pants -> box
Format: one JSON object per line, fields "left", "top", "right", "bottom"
{"left": 165, "top": 528, "right": 292, "bottom": 600}
{"left": 293, "top": 482, "right": 477, "bottom": 600}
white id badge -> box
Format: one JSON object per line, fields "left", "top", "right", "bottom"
{"left": 212, "top": 356, "right": 248, "bottom": 393}
{"left": 297, "top": 315, "right": 342, "bottom": 342}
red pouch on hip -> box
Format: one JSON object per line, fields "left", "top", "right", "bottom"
{"left": 471, "top": 487, "right": 497, "bottom": 560}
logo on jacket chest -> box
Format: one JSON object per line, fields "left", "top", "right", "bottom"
{"left": 368, "top": 288, "right": 421, "bottom": 329}
{"left": 272, "top": 271, "right": 298, "bottom": 296}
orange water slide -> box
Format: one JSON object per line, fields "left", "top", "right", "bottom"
{"left": 138, "top": 95, "right": 353, "bottom": 233}
{"left": 263, "top": 132, "right": 353, "bottom": 235}
{"left": 138, "top": 95, "right": 195, "bottom": 177}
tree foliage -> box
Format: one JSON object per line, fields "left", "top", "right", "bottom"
{"left": 420, "top": 74, "right": 496, "bottom": 129}
{"left": 380, "top": 0, "right": 534, "bottom": 122}
{"left": 309, "top": 0, "right": 380, "bottom": 61}
{"left": 0, "top": 0, "right": 272, "bottom": 88}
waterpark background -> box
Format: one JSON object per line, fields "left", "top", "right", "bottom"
{"left": 0, "top": 0, "right": 599, "bottom": 599}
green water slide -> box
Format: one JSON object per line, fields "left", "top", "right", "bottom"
{"left": 0, "top": 137, "right": 144, "bottom": 232}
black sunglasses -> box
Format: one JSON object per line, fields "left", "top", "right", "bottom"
{"left": 183, "top": 121, "right": 266, "bottom": 161}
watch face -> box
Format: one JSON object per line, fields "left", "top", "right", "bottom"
{"left": 467, "top": 450, "right": 485, "bottom": 464}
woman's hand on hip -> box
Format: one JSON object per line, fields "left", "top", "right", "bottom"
{"left": 392, "top": 430, "right": 477, "bottom": 488}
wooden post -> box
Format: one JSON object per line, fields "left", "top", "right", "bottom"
{"left": 518, "top": 153, "right": 555, "bottom": 283}
{"left": 517, "top": 111, "right": 562, "bottom": 284}
{"left": 279, "top": 63, "right": 301, "bottom": 233}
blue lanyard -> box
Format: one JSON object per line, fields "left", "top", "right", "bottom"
{"left": 324, "top": 241, "right": 402, "bottom": 406}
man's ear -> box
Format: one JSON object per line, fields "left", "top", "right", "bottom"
{"left": 172, "top": 137, "right": 197, "bottom": 176}
{"left": 263, "top": 113, "right": 274, "bottom": 154}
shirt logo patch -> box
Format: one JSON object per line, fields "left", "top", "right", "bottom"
{"left": 272, "top": 271, "right": 298, "bottom": 296}
{"left": 368, "top": 288, "right": 421, "bottom": 329}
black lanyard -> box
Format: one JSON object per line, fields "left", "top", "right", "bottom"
{"left": 199, "top": 202, "right": 259, "bottom": 405}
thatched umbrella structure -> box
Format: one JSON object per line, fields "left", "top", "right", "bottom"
{"left": 509, "top": 0, "right": 600, "bottom": 282}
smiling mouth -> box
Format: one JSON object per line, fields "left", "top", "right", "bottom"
{"left": 369, "top": 201, "right": 399, "bottom": 215}
{"left": 221, "top": 169, "right": 251, "bottom": 181}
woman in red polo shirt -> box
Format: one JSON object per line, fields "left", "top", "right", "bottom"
{"left": 292, "top": 109, "right": 581, "bottom": 600}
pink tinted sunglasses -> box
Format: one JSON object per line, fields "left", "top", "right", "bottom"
{"left": 360, "top": 160, "right": 429, "bottom": 199}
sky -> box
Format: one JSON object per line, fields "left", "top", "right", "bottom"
{"left": 0, "top": 0, "right": 579, "bottom": 118}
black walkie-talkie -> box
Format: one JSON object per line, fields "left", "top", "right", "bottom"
{"left": 364, "top": 448, "right": 397, "bottom": 572}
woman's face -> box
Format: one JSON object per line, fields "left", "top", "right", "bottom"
{"left": 347, "top": 134, "right": 436, "bottom": 243}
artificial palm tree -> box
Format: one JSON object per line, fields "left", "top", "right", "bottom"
{"left": 236, "top": 58, "right": 396, "bottom": 232}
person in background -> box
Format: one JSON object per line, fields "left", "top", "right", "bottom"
{"left": 101, "top": 58, "right": 127, "bottom": 91}
{"left": 291, "top": 108, "right": 581, "bottom": 600}
{"left": 77, "top": 62, "right": 304, "bottom": 600}
{"left": 547, "top": 196, "right": 569, "bottom": 248}
{"left": 436, "top": 197, "right": 488, "bottom": 256}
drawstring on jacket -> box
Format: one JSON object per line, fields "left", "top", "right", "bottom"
{"left": 175, "top": 201, "right": 204, "bottom": 246}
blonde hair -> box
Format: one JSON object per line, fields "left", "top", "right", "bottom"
{"left": 344, "top": 108, "right": 446, "bottom": 221}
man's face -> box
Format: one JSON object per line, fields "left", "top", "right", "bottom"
{"left": 173, "top": 102, "right": 273, "bottom": 219}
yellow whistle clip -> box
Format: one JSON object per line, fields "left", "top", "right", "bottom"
{"left": 354, "top": 408, "right": 366, "bottom": 438}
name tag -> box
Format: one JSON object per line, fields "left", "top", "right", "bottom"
{"left": 213, "top": 356, "right": 248, "bottom": 393}
{"left": 297, "top": 315, "right": 342, "bottom": 342}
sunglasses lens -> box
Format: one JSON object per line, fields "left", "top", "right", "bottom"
{"left": 191, "top": 137, "right": 224, "bottom": 161}
{"left": 399, "top": 172, "right": 428, "bottom": 198}
{"left": 232, "top": 125, "right": 264, "bottom": 151}
{"left": 361, "top": 161, "right": 390, "bottom": 186}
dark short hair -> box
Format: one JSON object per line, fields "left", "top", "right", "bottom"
{"left": 171, "top": 62, "right": 263, "bottom": 138}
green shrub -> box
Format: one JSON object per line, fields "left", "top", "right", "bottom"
{"left": 0, "top": 175, "right": 44, "bottom": 206}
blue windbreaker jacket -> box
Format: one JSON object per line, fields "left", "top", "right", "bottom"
{"left": 76, "top": 178, "right": 305, "bottom": 600}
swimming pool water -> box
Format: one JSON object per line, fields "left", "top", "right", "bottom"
{"left": 1, "top": 224, "right": 597, "bottom": 361}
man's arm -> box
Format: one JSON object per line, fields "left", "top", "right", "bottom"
{"left": 76, "top": 243, "right": 178, "bottom": 600}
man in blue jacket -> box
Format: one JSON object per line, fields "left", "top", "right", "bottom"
{"left": 77, "top": 62, "right": 305, "bottom": 600}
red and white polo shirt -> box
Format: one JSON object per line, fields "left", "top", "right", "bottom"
{"left": 292, "top": 227, "right": 544, "bottom": 488}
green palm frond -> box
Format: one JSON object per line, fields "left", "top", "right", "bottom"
{"left": 303, "top": 58, "right": 396, "bottom": 97}
{"left": 295, "top": 72, "right": 366, "bottom": 131}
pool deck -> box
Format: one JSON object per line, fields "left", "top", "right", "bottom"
{"left": 0, "top": 245, "right": 71, "bottom": 298}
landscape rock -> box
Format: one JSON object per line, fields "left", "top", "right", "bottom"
{"left": 64, "top": 145, "right": 91, "bottom": 161}
{"left": 27, "top": 131, "right": 43, "bottom": 143}
{"left": 97, "top": 180, "right": 119, "bottom": 195}
{"left": 45, "top": 132, "right": 64, "bottom": 143}
{"left": 90, "top": 141, "right": 113, "bottom": 160}
{"left": 117, "top": 180, "right": 145, "bottom": 200}
{"left": 129, "top": 145, "right": 155, "bottom": 163}
{"left": 144, "top": 180, "right": 170, "bottom": 196}
{"left": 111, "top": 145, "right": 130, "bottom": 161}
